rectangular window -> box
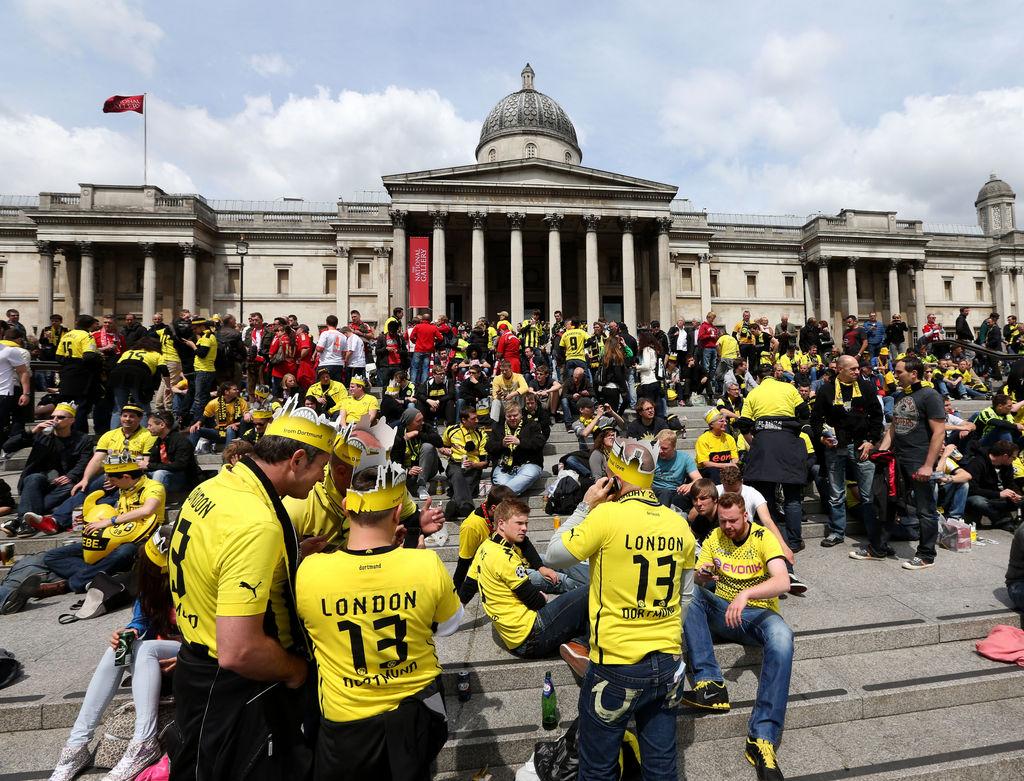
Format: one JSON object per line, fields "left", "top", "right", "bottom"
{"left": 276, "top": 268, "right": 289, "bottom": 296}
{"left": 709, "top": 272, "right": 720, "bottom": 299}
{"left": 784, "top": 275, "right": 795, "bottom": 298}
{"left": 679, "top": 267, "right": 693, "bottom": 292}
{"left": 976, "top": 279, "right": 985, "bottom": 300}
{"left": 227, "top": 268, "right": 240, "bottom": 295}
{"left": 325, "top": 268, "right": 337, "bottom": 295}
{"left": 943, "top": 278, "right": 953, "bottom": 301}
{"left": 357, "top": 262, "right": 371, "bottom": 289}
{"left": 746, "top": 274, "right": 758, "bottom": 298}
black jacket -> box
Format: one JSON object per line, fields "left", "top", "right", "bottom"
{"left": 799, "top": 324, "right": 820, "bottom": 352}
{"left": 458, "top": 376, "right": 490, "bottom": 404}
{"left": 20, "top": 429, "right": 94, "bottom": 485}
{"left": 120, "top": 323, "right": 148, "bottom": 347}
{"left": 415, "top": 378, "right": 453, "bottom": 410}
{"left": 485, "top": 418, "right": 545, "bottom": 468}
{"left": 147, "top": 431, "right": 203, "bottom": 487}
{"left": 810, "top": 377, "right": 884, "bottom": 447}
{"left": 962, "top": 453, "right": 1014, "bottom": 501}
{"left": 955, "top": 314, "right": 975, "bottom": 343}
{"left": 885, "top": 321, "right": 909, "bottom": 345}
{"left": 391, "top": 424, "right": 443, "bottom": 470}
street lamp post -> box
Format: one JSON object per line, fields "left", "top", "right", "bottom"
{"left": 235, "top": 239, "right": 248, "bottom": 321}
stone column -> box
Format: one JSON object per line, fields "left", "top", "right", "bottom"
{"left": 470, "top": 212, "right": 487, "bottom": 323}
{"left": 656, "top": 217, "right": 672, "bottom": 326}
{"left": 78, "top": 241, "right": 95, "bottom": 316}
{"left": 336, "top": 246, "right": 350, "bottom": 319}
{"left": 141, "top": 243, "right": 157, "bottom": 323}
{"left": 800, "top": 255, "right": 815, "bottom": 320}
{"left": 375, "top": 247, "right": 391, "bottom": 323}
{"left": 544, "top": 213, "right": 563, "bottom": 325}
{"left": 1015, "top": 267, "right": 1024, "bottom": 318}
{"left": 845, "top": 256, "right": 859, "bottom": 318}
{"left": 180, "top": 243, "right": 198, "bottom": 314}
{"left": 583, "top": 214, "right": 601, "bottom": 323}
{"left": 913, "top": 261, "right": 927, "bottom": 330}
{"left": 888, "top": 259, "right": 901, "bottom": 319}
{"left": 37, "top": 241, "right": 54, "bottom": 322}
{"left": 430, "top": 211, "right": 448, "bottom": 317}
{"left": 818, "top": 257, "right": 831, "bottom": 326}
{"left": 508, "top": 212, "right": 525, "bottom": 321}
{"left": 389, "top": 210, "right": 407, "bottom": 317}
{"left": 1000, "top": 267, "right": 1013, "bottom": 321}
{"left": 698, "top": 252, "right": 712, "bottom": 315}
{"left": 620, "top": 217, "right": 637, "bottom": 329}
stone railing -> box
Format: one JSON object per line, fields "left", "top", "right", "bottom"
{"left": 53, "top": 193, "right": 80, "bottom": 205}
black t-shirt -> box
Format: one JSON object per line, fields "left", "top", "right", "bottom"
{"left": 891, "top": 386, "right": 945, "bottom": 468}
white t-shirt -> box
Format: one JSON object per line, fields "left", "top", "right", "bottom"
{"left": 675, "top": 329, "right": 688, "bottom": 352}
{"left": 346, "top": 333, "right": 367, "bottom": 368}
{"left": 716, "top": 483, "right": 767, "bottom": 522}
{"left": 0, "top": 344, "right": 27, "bottom": 395}
{"left": 316, "top": 329, "right": 347, "bottom": 367}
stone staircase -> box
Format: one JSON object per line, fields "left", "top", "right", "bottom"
{"left": 5, "top": 398, "right": 1023, "bottom": 780}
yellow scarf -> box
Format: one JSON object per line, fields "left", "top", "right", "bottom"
{"left": 835, "top": 380, "right": 861, "bottom": 411}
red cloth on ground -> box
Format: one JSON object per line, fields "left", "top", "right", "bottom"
{"left": 975, "top": 624, "right": 1024, "bottom": 666}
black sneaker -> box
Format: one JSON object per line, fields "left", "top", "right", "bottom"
{"left": 790, "top": 540, "right": 806, "bottom": 553}
{"left": 849, "top": 546, "right": 886, "bottom": 561}
{"left": 0, "top": 518, "right": 20, "bottom": 538}
{"left": 745, "top": 736, "right": 784, "bottom": 781}
{"left": 680, "top": 680, "right": 730, "bottom": 712}
{"left": 0, "top": 573, "right": 44, "bottom": 615}
{"left": 819, "top": 533, "right": 843, "bottom": 548}
{"left": 787, "top": 573, "right": 808, "bottom": 595}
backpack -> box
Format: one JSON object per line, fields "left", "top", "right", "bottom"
{"left": 545, "top": 470, "right": 591, "bottom": 515}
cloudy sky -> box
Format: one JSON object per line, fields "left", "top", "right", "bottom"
{"left": 1, "top": 0, "right": 1022, "bottom": 224}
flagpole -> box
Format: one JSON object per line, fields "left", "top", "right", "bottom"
{"left": 143, "top": 92, "right": 148, "bottom": 185}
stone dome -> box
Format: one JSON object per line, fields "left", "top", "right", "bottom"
{"left": 976, "top": 173, "right": 1015, "bottom": 205}
{"left": 476, "top": 64, "right": 582, "bottom": 162}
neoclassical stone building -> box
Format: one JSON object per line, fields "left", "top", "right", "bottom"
{"left": 0, "top": 64, "right": 1021, "bottom": 335}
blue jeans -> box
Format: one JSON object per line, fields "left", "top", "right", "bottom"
{"left": 939, "top": 482, "right": 968, "bottom": 518}
{"left": 188, "top": 371, "right": 216, "bottom": 422}
{"left": 42, "top": 542, "right": 138, "bottom": 592}
{"left": 17, "top": 472, "right": 73, "bottom": 520}
{"left": 578, "top": 652, "right": 683, "bottom": 781}
{"left": 491, "top": 463, "right": 542, "bottom": 495}
{"left": 563, "top": 454, "right": 592, "bottom": 479}
{"left": 190, "top": 427, "right": 237, "bottom": 447}
{"left": 411, "top": 352, "right": 431, "bottom": 385}
{"left": 824, "top": 444, "right": 876, "bottom": 539}
{"left": 749, "top": 480, "right": 804, "bottom": 548}
{"left": 899, "top": 463, "right": 939, "bottom": 562}
{"left": 1009, "top": 580, "right": 1024, "bottom": 612}
{"left": 150, "top": 469, "right": 190, "bottom": 493}
{"left": 53, "top": 475, "right": 115, "bottom": 530}
{"left": 965, "top": 494, "right": 1017, "bottom": 526}
{"left": 509, "top": 586, "right": 589, "bottom": 658}
{"left": 561, "top": 359, "right": 591, "bottom": 385}
{"left": 529, "top": 562, "right": 590, "bottom": 594}
{"left": 111, "top": 386, "right": 151, "bottom": 430}
{"left": 684, "top": 586, "right": 793, "bottom": 744}
{"left": 701, "top": 348, "right": 718, "bottom": 391}
{"left": 981, "top": 428, "right": 1024, "bottom": 448}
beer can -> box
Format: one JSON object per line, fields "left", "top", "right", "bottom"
{"left": 114, "top": 630, "right": 137, "bottom": 667}
{"left": 457, "top": 670, "right": 471, "bottom": 702}
{"left": 71, "top": 509, "right": 85, "bottom": 531}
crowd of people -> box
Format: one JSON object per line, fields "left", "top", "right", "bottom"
{"left": 0, "top": 301, "right": 1021, "bottom": 781}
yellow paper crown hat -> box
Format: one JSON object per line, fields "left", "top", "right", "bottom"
{"left": 265, "top": 395, "right": 340, "bottom": 454}
{"left": 55, "top": 401, "right": 77, "bottom": 417}
{"left": 103, "top": 448, "right": 140, "bottom": 474}
{"left": 251, "top": 408, "right": 275, "bottom": 421}
{"left": 607, "top": 437, "right": 658, "bottom": 490}
{"left": 346, "top": 462, "right": 408, "bottom": 514}
{"left": 333, "top": 412, "right": 396, "bottom": 468}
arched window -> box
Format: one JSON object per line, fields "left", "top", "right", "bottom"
{"left": 564, "top": 151, "right": 572, "bottom": 164}
{"left": 488, "top": 148, "right": 496, "bottom": 162}
{"left": 525, "top": 143, "right": 537, "bottom": 158}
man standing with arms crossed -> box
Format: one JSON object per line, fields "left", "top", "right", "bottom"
{"left": 546, "top": 438, "right": 696, "bottom": 780}
{"left": 168, "top": 398, "right": 339, "bottom": 780}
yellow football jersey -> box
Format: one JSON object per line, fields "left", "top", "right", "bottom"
{"left": 339, "top": 393, "right": 380, "bottom": 421}
{"left": 458, "top": 509, "right": 492, "bottom": 561}
{"left": 697, "top": 524, "right": 786, "bottom": 612}
{"left": 469, "top": 536, "right": 537, "bottom": 649}
{"left": 95, "top": 426, "right": 157, "bottom": 457}
{"left": 695, "top": 430, "right": 738, "bottom": 466}
{"left": 560, "top": 328, "right": 589, "bottom": 361}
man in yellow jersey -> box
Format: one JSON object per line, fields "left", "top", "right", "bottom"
{"left": 545, "top": 438, "right": 696, "bottom": 780}
{"left": 559, "top": 317, "right": 591, "bottom": 382}
{"left": 459, "top": 497, "right": 588, "bottom": 659}
{"left": 714, "top": 327, "right": 741, "bottom": 397}
{"left": 306, "top": 366, "right": 348, "bottom": 415}
{"left": 186, "top": 317, "right": 218, "bottom": 425}
{"left": 297, "top": 460, "right": 463, "bottom": 780}
{"left": 680, "top": 492, "right": 792, "bottom": 781}
{"left": 337, "top": 376, "right": 380, "bottom": 424}
{"left": 441, "top": 408, "right": 488, "bottom": 521}
{"left": 56, "top": 314, "right": 103, "bottom": 432}
{"left": 168, "top": 398, "right": 339, "bottom": 780}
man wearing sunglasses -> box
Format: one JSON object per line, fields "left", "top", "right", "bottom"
{"left": 1, "top": 402, "right": 93, "bottom": 538}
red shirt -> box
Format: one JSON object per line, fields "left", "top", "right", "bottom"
{"left": 697, "top": 322, "right": 719, "bottom": 349}
{"left": 93, "top": 329, "right": 125, "bottom": 356}
{"left": 496, "top": 331, "right": 521, "bottom": 373}
{"left": 410, "top": 323, "right": 441, "bottom": 353}
{"left": 269, "top": 333, "right": 298, "bottom": 378}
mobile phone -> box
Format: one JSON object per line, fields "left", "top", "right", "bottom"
{"left": 607, "top": 476, "right": 622, "bottom": 495}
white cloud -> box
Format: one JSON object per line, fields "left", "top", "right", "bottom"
{"left": 661, "top": 30, "right": 1024, "bottom": 222}
{"left": 248, "top": 53, "right": 293, "bottom": 78}
{"left": 0, "top": 86, "right": 479, "bottom": 200}
{"left": 16, "top": 0, "right": 164, "bottom": 75}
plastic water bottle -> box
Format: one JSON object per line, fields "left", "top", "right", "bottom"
{"left": 542, "top": 671, "right": 559, "bottom": 730}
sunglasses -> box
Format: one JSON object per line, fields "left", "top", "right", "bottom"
{"left": 51, "top": 414, "right": 72, "bottom": 421}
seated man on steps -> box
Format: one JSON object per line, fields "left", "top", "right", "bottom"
{"left": 961, "top": 440, "right": 1021, "bottom": 530}
{"left": 680, "top": 491, "right": 793, "bottom": 781}
{"left": 441, "top": 408, "right": 488, "bottom": 522}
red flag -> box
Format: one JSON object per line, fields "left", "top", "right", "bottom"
{"left": 408, "top": 237, "right": 431, "bottom": 308}
{"left": 103, "top": 95, "right": 145, "bottom": 114}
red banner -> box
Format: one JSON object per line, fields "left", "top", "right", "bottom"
{"left": 408, "top": 237, "right": 430, "bottom": 308}
{"left": 103, "top": 94, "right": 145, "bottom": 114}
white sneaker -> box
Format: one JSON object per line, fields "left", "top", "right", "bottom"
{"left": 194, "top": 437, "right": 211, "bottom": 455}
{"left": 417, "top": 486, "right": 430, "bottom": 501}
{"left": 101, "top": 737, "right": 162, "bottom": 781}
{"left": 49, "top": 742, "right": 94, "bottom": 781}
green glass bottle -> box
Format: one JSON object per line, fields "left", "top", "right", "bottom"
{"left": 542, "top": 671, "right": 558, "bottom": 730}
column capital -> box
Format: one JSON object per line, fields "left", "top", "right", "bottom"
{"left": 430, "top": 210, "right": 449, "bottom": 229}
{"left": 697, "top": 252, "right": 712, "bottom": 265}
{"left": 389, "top": 209, "right": 407, "bottom": 229}
{"left": 140, "top": 242, "right": 155, "bottom": 256}
{"left": 847, "top": 255, "right": 860, "bottom": 268}
{"left": 335, "top": 245, "right": 350, "bottom": 258}
{"left": 469, "top": 211, "right": 488, "bottom": 230}
{"left": 544, "top": 213, "right": 563, "bottom": 230}
{"left": 913, "top": 260, "right": 927, "bottom": 272}
{"left": 619, "top": 216, "right": 637, "bottom": 233}
{"left": 999, "top": 265, "right": 1014, "bottom": 276}
{"left": 179, "top": 242, "right": 198, "bottom": 257}
{"left": 819, "top": 254, "right": 832, "bottom": 264}
{"left": 375, "top": 246, "right": 391, "bottom": 259}
{"left": 799, "top": 251, "right": 817, "bottom": 269}
{"left": 889, "top": 258, "right": 901, "bottom": 271}
{"left": 656, "top": 216, "right": 673, "bottom": 235}
{"left": 507, "top": 212, "right": 525, "bottom": 230}
{"left": 583, "top": 214, "right": 601, "bottom": 231}
{"left": 76, "top": 240, "right": 94, "bottom": 255}
{"left": 36, "top": 240, "right": 53, "bottom": 256}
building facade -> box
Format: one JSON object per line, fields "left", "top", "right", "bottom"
{"left": 0, "top": 64, "right": 1022, "bottom": 334}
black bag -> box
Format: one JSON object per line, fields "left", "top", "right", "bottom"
{"left": 58, "top": 571, "right": 134, "bottom": 624}
{"left": 0, "top": 648, "right": 23, "bottom": 690}
{"left": 533, "top": 719, "right": 640, "bottom": 781}
{"left": 545, "top": 470, "right": 592, "bottom": 516}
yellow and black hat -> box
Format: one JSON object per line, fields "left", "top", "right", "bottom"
{"left": 265, "top": 395, "right": 341, "bottom": 454}
{"left": 55, "top": 401, "right": 77, "bottom": 417}
{"left": 607, "top": 437, "right": 658, "bottom": 490}
{"left": 120, "top": 399, "right": 145, "bottom": 416}
{"left": 103, "top": 448, "right": 141, "bottom": 474}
